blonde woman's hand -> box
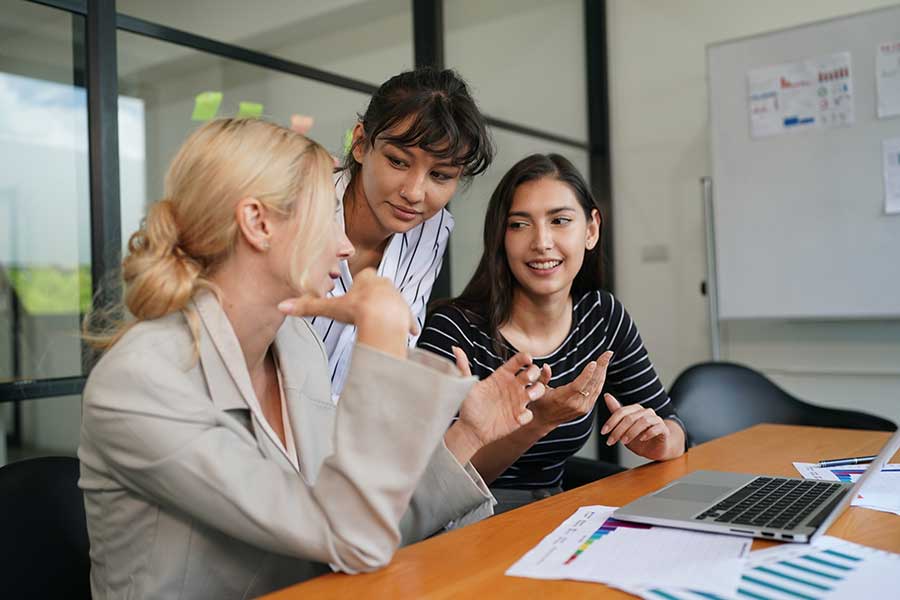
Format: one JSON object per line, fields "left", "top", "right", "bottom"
{"left": 443, "top": 347, "right": 545, "bottom": 465}
{"left": 528, "top": 351, "right": 612, "bottom": 429}
{"left": 278, "top": 268, "right": 416, "bottom": 357}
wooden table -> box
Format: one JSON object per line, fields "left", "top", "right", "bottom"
{"left": 263, "top": 424, "right": 899, "bottom": 599}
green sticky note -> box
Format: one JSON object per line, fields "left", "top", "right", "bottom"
{"left": 238, "top": 101, "right": 264, "bottom": 118}
{"left": 343, "top": 128, "right": 354, "bottom": 155}
{"left": 191, "top": 91, "right": 222, "bottom": 121}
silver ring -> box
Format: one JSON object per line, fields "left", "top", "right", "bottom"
{"left": 578, "top": 389, "right": 590, "bottom": 397}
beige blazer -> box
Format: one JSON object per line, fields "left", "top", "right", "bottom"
{"left": 78, "top": 292, "right": 493, "bottom": 600}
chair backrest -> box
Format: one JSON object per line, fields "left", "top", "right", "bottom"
{"left": 670, "top": 362, "right": 897, "bottom": 446}
{"left": 0, "top": 456, "right": 91, "bottom": 600}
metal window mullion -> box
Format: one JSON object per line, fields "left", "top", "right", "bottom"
{"left": 25, "top": 0, "right": 86, "bottom": 14}
{"left": 485, "top": 116, "right": 590, "bottom": 151}
{"left": 585, "top": 0, "right": 613, "bottom": 294}
{"left": 585, "top": 0, "right": 617, "bottom": 465}
{"left": 413, "top": 0, "right": 443, "bottom": 69}
{"left": 86, "top": 0, "right": 121, "bottom": 370}
{"left": 412, "top": 0, "right": 454, "bottom": 300}
{"left": 116, "top": 14, "right": 380, "bottom": 96}
{"left": 0, "top": 378, "right": 87, "bottom": 404}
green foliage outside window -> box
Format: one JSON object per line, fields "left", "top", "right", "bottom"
{"left": 5, "top": 266, "right": 92, "bottom": 315}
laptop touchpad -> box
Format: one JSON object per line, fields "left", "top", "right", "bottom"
{"left": 653, "top": 483, "right": 733, "bottom": 503}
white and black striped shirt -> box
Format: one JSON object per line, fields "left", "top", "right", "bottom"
{"left": 417, "top": 290, "right": 686, "bottom": 489}
{"left": 308, "top": 173, "right": 453, "bottom": 400}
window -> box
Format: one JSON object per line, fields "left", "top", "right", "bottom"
{"left": 1, "top": 0, "right": 89, "bottom": 462}
{"left": 117, "top": 0, "right": 414, "bottom": 86}
{"left": 445, "top": 0, "right": 588, "bottom": 143}
{"left": 117, "top": 30, "right": 370, "bottom": 236}
{"left": 1, "top": 0, "right": 604, "bottom": 465}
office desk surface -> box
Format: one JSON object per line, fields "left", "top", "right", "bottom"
{"left": 263, "top": 424, "right": 898, "bottom": 599}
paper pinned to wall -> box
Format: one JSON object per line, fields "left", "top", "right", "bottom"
{"left": 884, "top": 137, "right": 900, "bottom": 215}
{"left": 747, "top": 51, "right": 854, "bottom": 138}
{"left": 877, "top": 41, "right": 900, "bottom": 119}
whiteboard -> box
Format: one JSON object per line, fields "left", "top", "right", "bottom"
{"left": 708, "top": 5, "right": 900, "bottom": 320}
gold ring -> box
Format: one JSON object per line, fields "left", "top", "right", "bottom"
{"left": 578, "top": 389, "right": 590, "bottom": 397}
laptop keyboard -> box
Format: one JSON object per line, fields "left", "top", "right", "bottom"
{"left": 694, "top": 476, "right": 846, "bottom": 531}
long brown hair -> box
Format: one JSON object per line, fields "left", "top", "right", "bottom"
{"left": 446, "top": 153, "right": 604, "bottom": 356}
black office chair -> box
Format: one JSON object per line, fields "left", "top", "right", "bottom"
{"left": 562, "top": 456, "right": 626, "bottom": 491}
{"left": 670, "top": 361, "right": 897, "bottom": 446}
{"left": 0, "top": 456, "right": 92, "bottom": 600}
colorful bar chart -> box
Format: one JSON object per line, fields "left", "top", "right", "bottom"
{"left": 562, "top": 518, "right": 650, "bottom": 565}
{"left": 829, "top": 467, "right": 900, "bottom": 483}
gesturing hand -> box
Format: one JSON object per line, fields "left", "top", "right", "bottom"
{"left": 452, "top": 347, "right": 544, "bottom": 448}
{"left": 278, "top": 268, "right": 416, "bottom": 333}
{"left": 529, "top": 351, "right": 612, "bottom": 428}
{"left": 600, "top": 393, "right": 674, "bottom": 460}
{"left": 277, "top": 268, "right": 417, "bottom": 357}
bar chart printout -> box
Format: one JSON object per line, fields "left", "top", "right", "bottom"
{"left": 632, "top": 535, "right": 900, "bottom": 600}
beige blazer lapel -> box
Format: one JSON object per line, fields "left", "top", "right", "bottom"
{"left": 194, "top": 292, "right": 300, "bottom": 472}
{"left": 273, "top": 320, "right": 336, "bottom": 482}
{"left": 194, "top": 291, "right": 258, "bottom": 413}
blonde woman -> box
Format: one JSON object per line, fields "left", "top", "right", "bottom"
{"left": 78, "top": 118, "right": 544, "bottom": 599}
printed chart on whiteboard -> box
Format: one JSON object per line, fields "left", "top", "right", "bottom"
{"left": 747, "top": 51, "right": 854, "bottom": 138}
{"left": 876, "top": 40, "right": 900, "bottom": 119}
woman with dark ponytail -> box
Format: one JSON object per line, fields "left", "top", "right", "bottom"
{"left": 301, "top": 66, "right": 494, "bottom": 400}
{"left": 79, "top": 118, "right": 544, "bottom": 599}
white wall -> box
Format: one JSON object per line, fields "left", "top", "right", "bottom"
{"left": 606, "top": 0, "right": 900, "bottom": 466}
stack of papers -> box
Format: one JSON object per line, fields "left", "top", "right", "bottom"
{"left": 623, "top": 535, "right": 900, "bottom": 600}
{"left": 506, "top": 506, "right": 751, "bottom": 596}
{"left": 793, "top": 462, "right": 900, "bottom": 516}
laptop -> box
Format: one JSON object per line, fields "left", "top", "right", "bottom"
{"left": 613, "top": 427, "right": 900, "bottom": 543}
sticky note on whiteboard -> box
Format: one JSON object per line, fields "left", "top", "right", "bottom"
{"left": 191, "top": 91, "right": 222, "bottom": 121}
{"left": 238, "top": 101, "right": 264, "bottom": 118}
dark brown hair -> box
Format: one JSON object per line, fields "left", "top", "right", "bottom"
{"left": 342, "top": 66, "right": 493, "bottom": 184}
{"left": 446, "top": 153, "right": 604, "bottom": 356}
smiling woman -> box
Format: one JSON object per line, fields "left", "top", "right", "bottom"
{"left": 307, "top": 66, "right": 494, "bottom": 400}
{"left": 418, "top": 153, "right": 687, "bottom": 513}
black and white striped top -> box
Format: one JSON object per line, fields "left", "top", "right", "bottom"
{"left": 308, "top": 173, "right": 453, "bottom": 401}
{"left": 417, "top": 290, "right": 686, "bottom": 489}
